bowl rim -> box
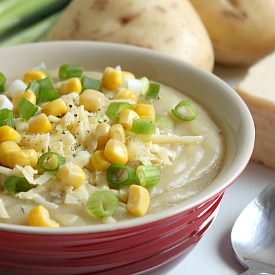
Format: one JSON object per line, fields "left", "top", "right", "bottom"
{"left": 0, "top": 41, "right": 255, "bottom": 234}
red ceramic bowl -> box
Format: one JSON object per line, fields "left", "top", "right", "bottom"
{"left": 0, "top": 42, "right": 254, "bottom": 274}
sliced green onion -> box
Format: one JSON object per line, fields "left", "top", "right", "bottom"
{"left": 136, "top": 165, "right": 160, "bottom": 189}
{"left": 106, "top": 102, "right": 132, "bottom": 120}
{"left": 31, "top": 63, "right": 49, "bottom": 76}
{"left": 106, "top": 164, "right": 136, "bottom": 188}
{"left": 155, "top": 115, "right": 174, "bottom": 130}
{"left": 140, "top": 77, "right": 150, "bottom": 95}
{"left": 59, "top": 64, "right": 83, "bottom": 80}
{"left": 81, "top": 75, "right": 100, "bottom": 91}
{"left": 26, "top": 80, "right": 39, "bottom": 94}
{"left": 171, "top": 100, "right": 198, "bottom": 121}
{"left": 131, "top": 119, "right": 155, "bottom": 135}
{"left": 4, "top": 176, "right": 32, "bottom": 194}
{"left": 145, "top": 83, "right": 160, "bottom": 100}
{"left": 0, "top": 72, "right": 6, "bottom": 92}
{"left": 0, "top": 108, "right": 14, "bottom": 127}
{"left": 87, "top": 190, "right": 118, "bottom": 218}
{"left": 18, "top": 98, "right": 38, "bottom": 120}
{"left": 37, "top": 78, "right": 59, "bottom": 103}
{"left": 38, "top": 152, "right": 65, "bottom": 172}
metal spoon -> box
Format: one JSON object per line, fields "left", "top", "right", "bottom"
{"left": 231, "top": 183, "right": 275, "bottom": 275}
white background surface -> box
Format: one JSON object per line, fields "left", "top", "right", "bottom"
{"left": 168, "top": 66, "right": 275, "bottom": 275}
{"left": 168, "top": 162, "right": 275, "bottom": 275}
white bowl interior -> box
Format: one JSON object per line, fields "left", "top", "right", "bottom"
{"left": 0, "top": 41, "right": 255, "bottom": 234}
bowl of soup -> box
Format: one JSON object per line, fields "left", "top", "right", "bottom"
{"left": 0, "top": 41, "right": 254, "bottom": 274}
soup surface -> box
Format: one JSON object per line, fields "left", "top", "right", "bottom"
{"left": 0, "top": 65, "right": 223, "bottom": 227}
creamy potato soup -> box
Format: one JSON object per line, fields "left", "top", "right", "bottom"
{"left": 0, "top": 65, "right": 223, "bottom": 227}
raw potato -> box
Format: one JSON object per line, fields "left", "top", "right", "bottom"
{"left": 47, "top": 0, "right": 214, "bottom": 71}
{"left": 190, "top": 0, "right": 275, "bottom": 65}
{"left": 236, "top": 51, "right": 275, "bottom": 169}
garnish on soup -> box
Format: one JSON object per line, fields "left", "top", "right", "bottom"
{"left": 0, "top": 65, "right": 223, "bottom": 227}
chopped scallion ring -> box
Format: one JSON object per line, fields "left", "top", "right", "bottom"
{"left": 171, "top": 100, "right": 198, "bottom": 121}
{"left": 0, "top": 108, "right": 14, "bottom": 127}
{"left": 87, "top": 190, "right": 118, "bottom": 218}
{"left": 136, "top": 165, "right": 160, "bottom": 189}
{"left": 4, "top": 176, "right": 32, "bottom": 194}
{"left": 38, "top": 152, "right": 66, "bottom": 172}
{"left": 59, "top": 64, "right": 83, "bottom": 80}
{"left": 81, "top": 75, "right": 100, "bottom": 91}
{"left": 145, "top": 83, "right": 160, "bottom": 100}
{"left": 131, "top": 119, "right": 155, "bottom": 135}
{"left": 140, "top": 77, "right": 150, "bottom": 95}
{"left": 37, "top": 78, "right": 59, "bottom": 103}
{"left": 106, "top": 164, "right": 136, "bottom": 188}
{"left": 26, "top": 80, "right": 39, "bottom": 94}
{"left": 0, "top": 72, "right": 6, "bottom": 92}
{"left": 155, "top": 115, "right": 174, "bottom": 130}
{"left": 18, "top": 98, "right": 38, "bottom": 120}
{"left": 106, "top": 102, "right": 132, "bottom": 120}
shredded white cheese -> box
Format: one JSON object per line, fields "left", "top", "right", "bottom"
{"left": 0, "top": 166, "right": 13, "bottom": 176}
{"left": 71, "top": 151, "right": 90, "bottom": 168}
{"left": 15, "top": 165, "right": 53, "bottom": 186}
{"left": 146, "top": 135, "right": 204, "bottom": 145}
{"left": 64, "top": 185, "right": 90, "bottom": 205}
{"left": 21, "top": 133, "right": 50, "bottom": 153}
{"left": 16, "top": 189, "right": 58, "bottom": 210}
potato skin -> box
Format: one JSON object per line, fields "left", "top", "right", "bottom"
{"left": 190, "top": 0, "right": 275, "bottom": 65}
{"left": 47, "top": 0, "right": 214, "bottom": 71}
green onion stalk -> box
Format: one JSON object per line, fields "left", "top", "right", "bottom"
{"left": 0, "top": 0, "right": 70, "bottom": 38}
{"left": 0, "top": 12, "right": 60, "bottom": 47}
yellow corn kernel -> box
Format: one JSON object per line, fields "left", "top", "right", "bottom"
{"left": 28, "top": 113, "right": 52, "bottom": 134}
{"left": 12, "top": 90, "right": 36, "bottom": 114}
{"left": 28, "top": 205, "right": 60, "bottom": 227}
{"left": 79, "top": 89, "right": 106, "bottom": 112}
{"left": 23, "top": 148, "right": 38, "bottom": 168}
{"left": 24, "top": 90, "right": 36, "bottom": 104}
{"left": 104, "top": 139, "right": 128, "bottom": 165}
{"left": 118, "top": 109, "right": 139, "bottom": 130}
{"left": 0, "top": 142, "right": 30, "bottom": 168}
{"left": 9, "top": 150, "right": 30, "bottom": 168}
{"left": 127, "top": 184, "right": 150, "bottom": 217}
{"left": 57, "top": 163, "right": 85, "bottom": 189}
{"left": 0, "top": 125, "right": 21, "bottom": 143}
{"left": 134, "top": 104, "right": 155, "bottom": 120}
{"left": 57, "top": 77, "right": 82, "bottom": 94}
{"left": 23, "top": 70, "right": 46, "bottom": 85}
{"left": 94, "top": 122, "right": 111, "bottom": 148}
{"left": 115, "top": 88, "right": 137, "bottom": 103}
{"left": 0, "top": 140, "right": 20, "bottom": 155}
{"left": 110, "top": 124, "right": 125, "bottom": 143}
{"left": 101, "top": 67, "right": 122, "bottom": 91}
{"left": 122, "top": 71, "right": 135, "bottom": 80}
{"left": 0, "top": 141, "right": 20, "bottom": 167}
{"left": 90, "top": 150, "right": 111, "bottom": 171}
{"left": 41, "top": 98, "right": 67, "bottom": 117}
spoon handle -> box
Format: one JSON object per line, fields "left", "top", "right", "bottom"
{"left": 241, "top": 269, "right": 275, "bottom": 275}
{"left": 240, "top": 270, "right": 256, "bottom": 275}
